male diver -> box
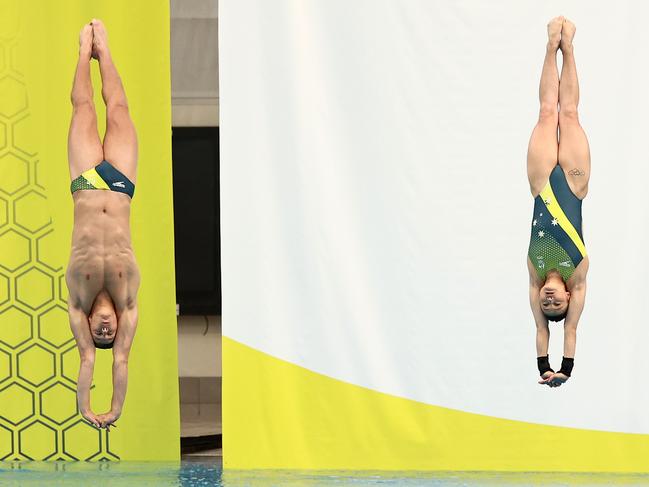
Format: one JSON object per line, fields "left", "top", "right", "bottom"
{"left": 526, "top": 17, "right": 590, "bottom": 388}
{"left": 66, "top": 20, "right": 139, "bottom": 429}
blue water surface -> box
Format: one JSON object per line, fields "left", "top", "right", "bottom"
{"left": 2, "top": 461, "right": 649, "bottom": 486}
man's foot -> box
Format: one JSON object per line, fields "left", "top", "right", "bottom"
{"left": 547, "top": 16, "right": 564, "bottom": 50}
{"left": 79, "top": 23, "right": 93, "bottom": 59}
{"left": 90, "top": 19, "right": 110, "bottom": 60}
{"left": 560, "top": 18, "right": 576, "bottom": 51}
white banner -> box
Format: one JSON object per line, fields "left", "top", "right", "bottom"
{"left": 220, "top": 0, "right": 649, "bottom": 449}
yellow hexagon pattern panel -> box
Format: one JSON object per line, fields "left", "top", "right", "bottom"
{"left": 0, "top": 35, "right": 118, "bottom": 461}
{"left": 0, "top": 121, "right": 6, "bottom": 151}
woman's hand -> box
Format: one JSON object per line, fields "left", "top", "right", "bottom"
{"left": 81, "top": 409, "right": 102, "bottom": 428}
{"left": 538, "top": 371, "right": 569, "bottom": 387}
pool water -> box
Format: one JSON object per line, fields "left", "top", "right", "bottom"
{"left": 2, "top": 462, "right": 649, "bottom": 486}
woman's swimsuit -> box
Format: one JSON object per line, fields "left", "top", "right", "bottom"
{"left": 528, "top": 164, "right": 586, "bottom": 281}
{"left": 70, "top": 160, "right": 135, "bottom": 199}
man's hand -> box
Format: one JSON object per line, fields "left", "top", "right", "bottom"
{"left": 97, "top": 410, "right": 121, "bottom": 431}
{"left": 81, "top": 409, "right": 102, "bottom": 428}
{"left": 538, "top": 372, "right": 569, "bottom": 387}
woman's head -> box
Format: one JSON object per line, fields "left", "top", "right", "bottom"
{"left": 88, "top": 294, "right": 117, "bottom": 348}
{"left": 540, "top": 279, "right": 570, "bottom": 322}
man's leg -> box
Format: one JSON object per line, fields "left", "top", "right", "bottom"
{"left": 558, "top": 19, "right": 591, "bottom": 199}
{"left": 68, "top": 24, "right": 103, "bottom": 180}
{"left": 526, "top": 17, "right": 563, "bottom": 197}
{"left": 92, "top": 19, "right": 138, "bottom": 183}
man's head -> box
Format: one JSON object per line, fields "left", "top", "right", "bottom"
{"left": 540, "top": 280, "right": 570, "bottom": 322}
{"left": 88, "top": 295, "right": 117, "bottom": 349}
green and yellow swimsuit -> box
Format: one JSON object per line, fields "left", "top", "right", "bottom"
{"left": 70, "top": 160, "right": 135, "bottom": 199}
{"left": 528, "top": 164, "right": 586, "bottom": 281}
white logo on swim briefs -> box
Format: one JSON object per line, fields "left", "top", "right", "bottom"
{"left": 112, "top": 181, "right": 126, "bottom": 188}
{"left": 559, "top": 261, "right": 571, "bottom": 267}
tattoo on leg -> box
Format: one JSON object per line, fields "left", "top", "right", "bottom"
{"left": 568, "top": 168, "right": 585, "bottom": 176}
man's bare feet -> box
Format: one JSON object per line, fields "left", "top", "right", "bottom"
{"left": 547, "top": 16, "right": 564, "bottom": 50}
{"left": 79, "top": 23, "right": 93, "bottom": 59}
{"left": 90, "top": 19, "right": 110, "bottom": 60}
{"left": 560, "top": 18, "right": 576, "bottom": 51}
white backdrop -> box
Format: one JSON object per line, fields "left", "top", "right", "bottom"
{"left": 220, "top": 0, "right": 649, "bottom": 434}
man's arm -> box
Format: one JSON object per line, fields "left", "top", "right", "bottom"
{"left": 100, "top": 303, "right": 138, "bottom": 427}
{"left": 68, "top": 305, "right": 100, "bottom": 427}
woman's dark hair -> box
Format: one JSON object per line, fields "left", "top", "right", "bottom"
{"left": 93, "top": 339, "right": 114, "bottom": 349}
{"left": 544, "top": 310, "right": 568, "bottom": 322}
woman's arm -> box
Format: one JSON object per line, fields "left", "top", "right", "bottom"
{"left": 527, "top": 259, "right": 550, "bottom": 355}
{"left": 527, "top": 258, "right": 556, "bottom": 385}
{"left": 529, "top": 282, "right": 550, "bottom": 355}
{"left": 543, "top": 279, "right": 586, "bottom": 386}
{"left": 563, "top": 281, "right": 586, "bottom": 357}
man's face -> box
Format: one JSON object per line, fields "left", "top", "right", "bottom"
{"left": 88, "top": 305, "right": 117, "bottom": 346}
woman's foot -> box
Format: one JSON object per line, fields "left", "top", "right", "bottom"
{"left": 79, "top": 23, "right": 93, "bottom": 59}
{"left": 560, "top": 18, "right": 576, "bottom": 52}
{"left": 547, "top": 16, "right": 564, "bottom": 50}
{"left": 90, "top": 19, "right": 110, "bottom": 60}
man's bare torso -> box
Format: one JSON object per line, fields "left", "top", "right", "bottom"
{"left": 66, "top": 190, "right": 139, "bottom": 315}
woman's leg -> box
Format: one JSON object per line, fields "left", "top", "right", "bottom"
{"left": 558, "top": 19, "right": 591, "bottom": 199}
{"left": 68, "top": 24, "right": 103, "bottom": 180}
{"left": 92, "top": 19, "right": 138, "bottom": 183}
{"left": 526, "top": 17, "right": 563, "bottom": 197}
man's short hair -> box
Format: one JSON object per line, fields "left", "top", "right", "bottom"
{"left": 93, "top": 339, "right": 114, "bottom": 349}
{"left": 544, "top": 310, "right": 568, "bottom": 322}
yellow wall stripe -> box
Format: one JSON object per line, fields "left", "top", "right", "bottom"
{"left": 224, "top": 336, "right": 649, "bottom": 471}
{"left": 539, "top": 183, "right": 587, "bottom": 257}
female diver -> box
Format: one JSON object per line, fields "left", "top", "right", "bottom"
{"left": 526, "top": 17, "right": 590, "bottom": 388}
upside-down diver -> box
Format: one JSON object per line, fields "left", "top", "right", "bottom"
{"left": 526, "top": 17, "right": 590, "bottom": 388}
{"left": 66, "top": 19, "right": 140, "bottom": 428}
